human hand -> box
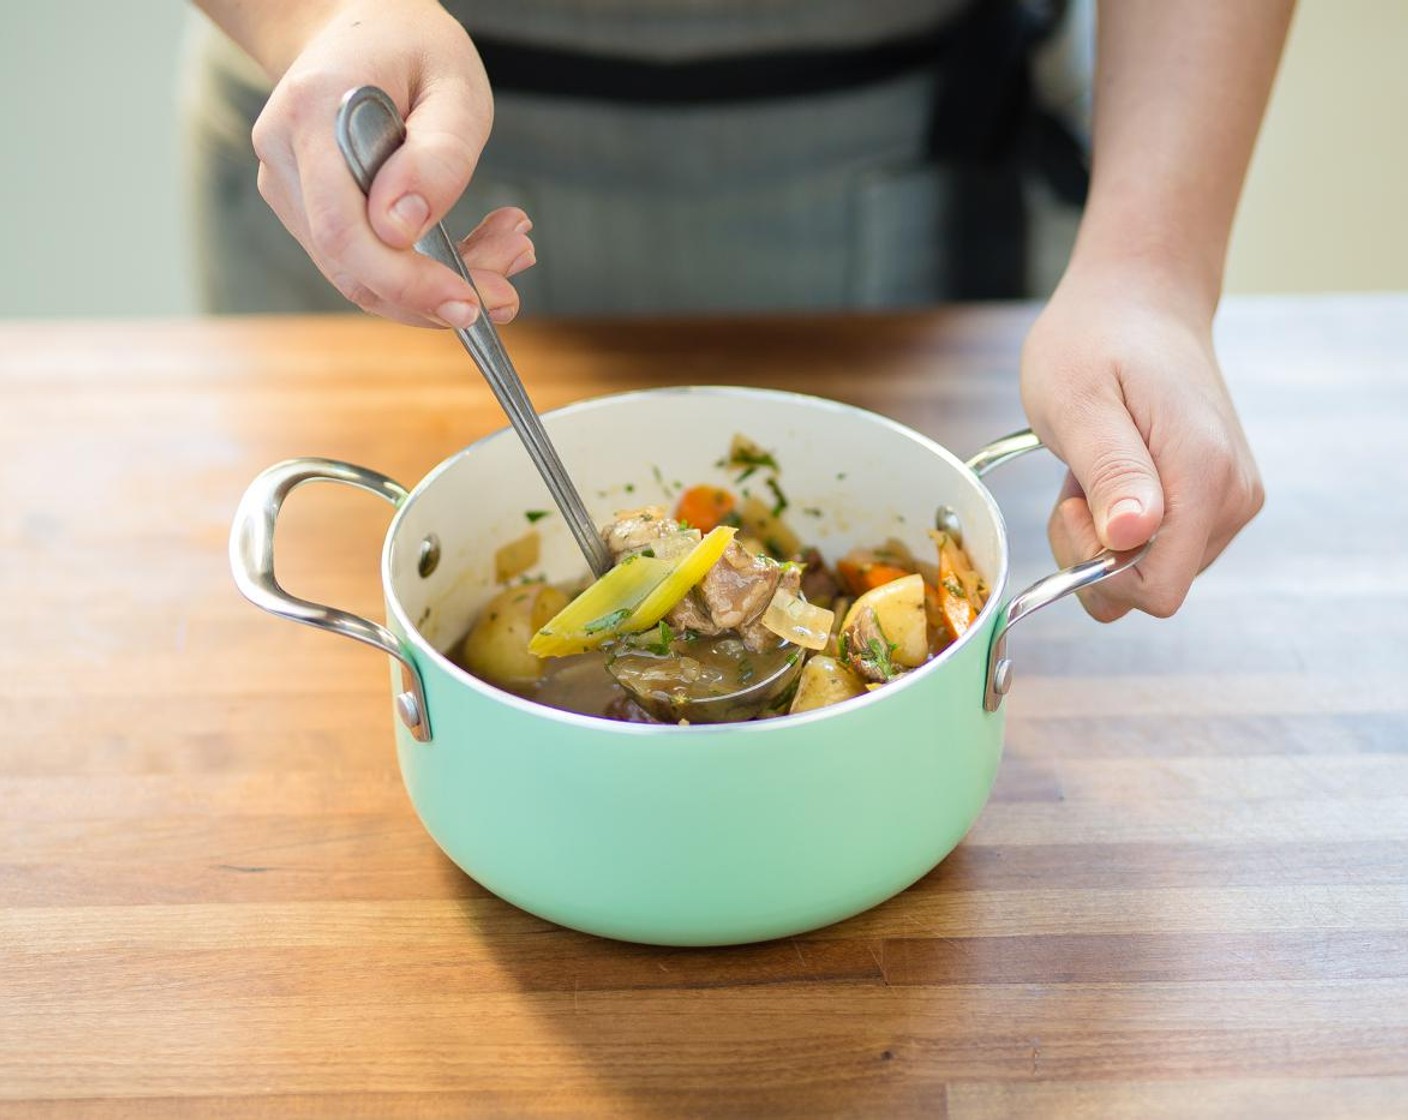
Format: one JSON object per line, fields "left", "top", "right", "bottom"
{"left": 1020, "top": 264, "right": 1264, "bottom": 621}
{"left": 248, "top": 0, "right": 532, "bottom": 327}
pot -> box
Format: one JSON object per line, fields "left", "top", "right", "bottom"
{"left": 231, "top": 388, "right": 1144, "bottom": 946}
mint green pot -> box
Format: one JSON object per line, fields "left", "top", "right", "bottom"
{"left": 233, "top": 388, "right": 1141, "bottom": 946}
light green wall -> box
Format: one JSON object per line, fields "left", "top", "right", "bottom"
{"left": 2, "top": 4, "right": 194, "bottom": 317}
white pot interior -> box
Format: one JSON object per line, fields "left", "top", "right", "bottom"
{"left": 386, "top": 388, "right": 1009, "bottom": 659}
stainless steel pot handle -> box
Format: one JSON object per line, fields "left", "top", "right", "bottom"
{"left": 966, "top": 429, "right": 1153, "bottom": 712}
{"left": 229, "top": 458, "right": 432, "bottom": 742}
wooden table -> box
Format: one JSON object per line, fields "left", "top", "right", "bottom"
{"left": 2, "top": 297, "right": 1405, "bottom": 1118}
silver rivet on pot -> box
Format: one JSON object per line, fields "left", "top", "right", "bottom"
{"left": 935, "top": 505, "right": 963, "bottom": 541}
{"left": 993, "top": 659, "right": 1013, "bottom": 696}
{"left": 418, "top": 534, "right": 441, "bottom": 578}
{"left": 395, "top": 691, "right": 423, "bottom": 731}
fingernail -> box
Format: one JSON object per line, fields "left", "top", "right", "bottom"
{"left": 390, "top": 193, "right": 430, "bottom": 236}
{"left": 436, "top": 300, "right": 478, "bottom": 328}
{"left": 514, "top": 218, "right": 533, "bottom": 234}
{"left": 1108, "top": 497, "right": 1144, "bottom": 522}
{"left": 506, "top": 247, "right": 536, "bottom": 277}
{"left": 488, "top": 305, "right": 515, "bottom": 324}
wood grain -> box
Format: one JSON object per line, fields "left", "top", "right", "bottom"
{"left": 1, "top": 297, "right": 1405, "bottom": 1118}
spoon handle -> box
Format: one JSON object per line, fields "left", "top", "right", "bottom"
{"left": 334, "top": 85, "right": 614, "bottom": 578}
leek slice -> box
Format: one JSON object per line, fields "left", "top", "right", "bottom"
{"left": 630, "top": 525, "right": 736, "bottom": 627}
{"left": 529, "top": 526, "right": 736, "bottom": 657}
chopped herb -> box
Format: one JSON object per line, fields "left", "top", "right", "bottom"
{"left": 765, "top": 477, "right": 789, "bottom": 518}
{"left": 721, "top": 510, "right": 743, "bottom": 529}
{"left": 943, "top": 578, "right": 965, "bottom": 599}
{"left": 785, "top": 649, "right": 802, "bottom": 666}
{"left": 736, "top": 466, "right": 759, "bottom": 484}
{"left": 836, "top": 472, "right": 848, "bottom": 481}
{"left": 624, "top": 483, "right": 635, "bottom": 493}
{"left": 737, "top": 658, "right": 756, "bottom": 684}
{"left": 640, "top": 547, "right": 656, "bottom": 558}
{"left": 638, "top": 620, "right": 674, "bottom": 656}
{"left": 860, "top": 637, "right": 899, "bottom": 680}
{"left": 802, "top": 507, "right": 824, "bottom": 518}
{"left": 728, "top": 446, "right": 779, "bottom": 473}
{"left": 524, "top": 510, "right": 550, "bottom": 523}
{"left": 837, "top": 632, "right": 851, "bottom": 661}
{"left": 583, "top": 607, "right": 632, "bottom": 635}
{"left": 678, "top": 518, "right": 693, "bottom": 531}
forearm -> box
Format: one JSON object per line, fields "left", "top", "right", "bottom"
{"left": 1072, "top": 0, "right": 1295, "bottom": 315}
{"left": 194, "top": 0, "right": 374, "bottom": 77}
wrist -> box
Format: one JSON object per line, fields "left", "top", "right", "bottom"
{"left": 1065, "top": 193, "right": 1230, "bottom": 325}
{"left": 1063, "top": 216, "right": 1224, "bottom": 328}
{"left": 228, "top": 0, "right": 421, "bottom": 80}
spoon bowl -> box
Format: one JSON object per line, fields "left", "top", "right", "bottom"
{"left": 607, "top": 634, "right": 805, "bottom": 723}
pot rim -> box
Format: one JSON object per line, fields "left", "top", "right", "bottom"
{"left": 382, "top": 386, "right": 1012, "bottom": 736}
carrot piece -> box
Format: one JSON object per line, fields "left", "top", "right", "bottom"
{"left": 938, "top": 585, "right": 977, "bottom": 643}
{"left": 673, "top": 486, "right": 736, "bottom": 533}
{"left": 935, "top": 536, "right": 978, "bottom": 641}
{"left": 836, "top": 559, "right": 912, "bottom": 598}
{"left": 923, "top": 580, "right": 945, "bottom": 631}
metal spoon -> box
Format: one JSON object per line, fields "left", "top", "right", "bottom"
{"left": 337, "top": 87, "right": 800, "bottom": 721}
{"left": 335, "top": 85, "right": 613, "bottom": 579}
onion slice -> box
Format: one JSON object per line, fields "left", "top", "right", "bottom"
{"left": 760, "top": 585, "right": 834, "bottom": 651}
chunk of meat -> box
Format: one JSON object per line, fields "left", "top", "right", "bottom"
{"left": 698, "top": 541, "right": 782, "bottom": 631}
{"left": 798, "top": 547, "right": 841, "bottom": 608}
{"left": 666, "top": 542, "right": 787, "bottom": 649}
{"left": 841, "top": 605, "right": 896, "bottom": 684}
{"left": 603, "top": 692, "right": 664, "bottom": 723}
{"left": 601, "top": 506, "right": 676, "bottom": 558}
{"left": 666, "top": 590, "right": 723, "bottom": 637}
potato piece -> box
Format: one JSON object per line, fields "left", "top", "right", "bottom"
{"left": 494, "top": 530, "right": 540, "bottom": 583}
{"left": 789, "top": 655, "right": 868, "bottom": 714}
{"left": 461, "top": 584, "right": 570, "bottom": 692}
{"left": 738, "top": 495, "right": 801, "bottom": 560}
{"left": 841, "top": 573, "right": 929, "bottom": 669}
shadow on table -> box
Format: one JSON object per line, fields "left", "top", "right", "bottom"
{"left": 438, "top": 845, "right": 1004, "bottom": 1117}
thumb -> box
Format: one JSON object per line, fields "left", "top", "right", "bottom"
{"left": 367, "top": 79, "right": 491, "bottom": 250}
{"left": 1055, "top": 404, "right": 1165, "bottom": 552}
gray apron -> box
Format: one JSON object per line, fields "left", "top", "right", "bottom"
{"left": 179, "top": 2, "right": 1088, "bottom": 316}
